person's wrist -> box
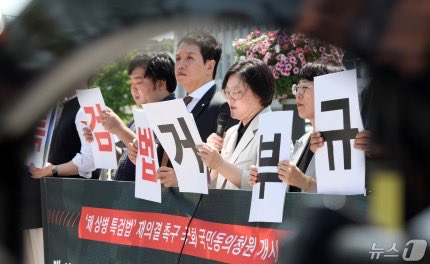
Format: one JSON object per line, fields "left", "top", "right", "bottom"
{"left": 214, "top": 158, "right": 224, "bottom": 171}
{"left": 50, "top": 165, "right": 58, "bottom": 177}
{"left": 303, "top": 176, "right": 312, "bottom": 192}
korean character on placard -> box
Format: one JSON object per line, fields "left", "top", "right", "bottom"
{"left": 124, "top": 219, "right": 136, "bottom": 237}
{"left": 85, "top": 214, "right": 94, "bottom": 232}
{"left": 369, "top": 243, "right": 384, "bottom": 260}
{"left": 152, "top": 222, "right": 162, "bottom": 241}
{"left": 136, "top": 220, "right": 147, "bottom": 239}
{"left": 94, "top": 131, "right": 113, "bottom": 152}
{"left": 232, "top": 235, "right": 248, "bottom": 256}
{"left": 383, "top": 243, "right": 399, "bottom": 258}
{"left": 137, "top": 128, "right": 157, "bottom": 182}
{"left": 187, "top": 227, "right": 198, "bottom": 248}
{"left": 267, "top": 239, "right": 279, "bottom": 262}
{"left": 205, "top": 231, "right": 216, "bottom": 251}
{"left": 117, "top": 218, "right": 126, "bottom": 237}
{"left": 83, "top": 104, "right": 103, "bottom": 130}
{"left": 101, "top": 216, "right": 110, "bottom": 234}
{"left": 242, "top": 236, "right": 257, "bottom": 257}
{"left": 110, "top": 217, "right": 118, "bottom": 235}
{"left": 198, "top": 229, "right": 207, "bottom": 249}
{"left": 93, "top": 216, "right": 103, "bottom": 233}
{"left": 34, "top": 120, "right": 47, "bottom": 152}
{"left": 162, "top": 222, "right": 171, "bottom": 243}
{"left": 221, "top": 234, "right": 238, "bottom": 254}
{"left": 213, "top": 232, "right": 226, "bottom": 252}
{"left": 256, "top": 238, "right": 269, "bottom": 260}
{"left": 169, "top": 225, "right": 181, "bottom": 243}
{"left": 143, "top": 221, "right": 154, "bottom": 240}
{"left": 83, "top": 104, "right": 113, "bottom": 152}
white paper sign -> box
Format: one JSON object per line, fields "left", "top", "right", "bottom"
{"left": 77, "top": 88, "right": 117, "bottom": 169}
{"left": 314, "top": 69, "right": 365, "bottom": 195}
{"left": 142, "top": 99, "right": 208, "bottom": 194}
{"left": 249, "top": 111, "right": 293, "bottom": 223}
{"left": 27, "top": 108, "right": 57, "bottom": 168}
{"left": 133, "top": 108, "right": 161, "bottom": 203}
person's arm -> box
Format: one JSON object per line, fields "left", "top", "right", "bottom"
{"left": 29, "top": 161, "right": 81, "bottom": 178}
{"left": 278, "top": 160, "right": 317, "bottom": 193}
{"left": 100, "top": 108, "right": 136, "bottom": 147}
{"left": 197, "top": 144, "right": 244, "bottom": 188}
{"left": 72, "top": 109, "right": 96, "bottom": 178}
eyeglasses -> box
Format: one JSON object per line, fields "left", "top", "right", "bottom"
{"left": 292, "top": 84, "right": 312, "bottom": 95}
{"left": 222, "top": 87, "right": 248, "bottom": 101}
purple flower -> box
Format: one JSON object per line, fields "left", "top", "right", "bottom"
{"left": 285, "top": 63, "right": 292, "bottom": 71}
{"left": 293, "top": 67, "right": 300, "bottom": 74}
{"left": 275, "top": 62, "right": 283, "bottom": 71}
{"left": 319, "top": 47, "right": 326, "bottom": 52}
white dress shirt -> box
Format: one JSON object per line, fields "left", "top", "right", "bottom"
{"left": 186, "top": 80, "right": 215, "bottom": 112}
{"left": 63, "top": 95, "right": 95, "bottom": 178}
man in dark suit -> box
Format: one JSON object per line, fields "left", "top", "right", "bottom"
{"left": 157, "top": 31, "right": 236, "bottom": 187}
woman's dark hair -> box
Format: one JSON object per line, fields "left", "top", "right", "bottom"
{"left": 128, "top": 52, "right": 177, "bottom": 93}
{"left": 299, "top": 57, "right": 346, "bottom": 81}
{"left": 222, "top": 59, "right": 275, "bottom": 107}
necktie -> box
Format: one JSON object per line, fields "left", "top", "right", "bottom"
{"left": 160, "top": 96, "right": 194, "bottom": 167}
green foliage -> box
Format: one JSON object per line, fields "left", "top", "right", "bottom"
{"left": 90, "top": 54, "right": 134, "bottom": 122}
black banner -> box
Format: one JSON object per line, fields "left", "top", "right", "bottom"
{"left": 41, "top": 178, "right": 367, "bottom": 263}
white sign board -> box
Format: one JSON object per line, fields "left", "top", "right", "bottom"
{"left": 133, "top": 108, "right": 162, "bottom": 203}
{"left": 77, "top": 88, "right": 117, "bottom": 169}
{"left": 142, "top": 99, "right": 208, "bottom": 194}
{"left": 314, "top": 69, "right": 365, "bottom": 195}
{"left": 27, "top": 108, "right": 57, "bottom": 168}
{"left": 249, "top": 111, "right": 293, "bottom": 223}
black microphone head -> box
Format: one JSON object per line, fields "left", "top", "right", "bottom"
{"left": 216, "top": 112, "right": 229, "bottom": 136}
{"left": 217, "top": 112, "right": 229, "bottom": 126}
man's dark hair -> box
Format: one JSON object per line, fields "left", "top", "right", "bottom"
{"left": 178, "top": 32, "right": 222, "bottom": 79}
{"left": 128, "top": 52, "right": 177, "bottom": 93}
{"left": 299, "top": 57, "right": 346, "bottom": 81}
{"left": 222, "top": 59, "right": 275, "bottom": 107}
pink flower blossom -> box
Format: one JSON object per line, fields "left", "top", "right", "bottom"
{"left": 289, "top": 56, "right": 297, "bottom": 64}
{"left": 273, "top": 70, "right": 280, "bottom": 79}
{"left": 285, "top": 64, "right": 292, "bottom": 71}
{"left": 293, "top": 67, "right": 300, "bottom": 74}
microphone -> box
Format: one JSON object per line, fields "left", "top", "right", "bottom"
{"left": 216, "top": 113, "right": 229, "bottom": 137}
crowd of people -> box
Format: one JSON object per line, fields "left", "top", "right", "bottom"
{"left": 28, "top": 31, "right": 371, "bottom": 193}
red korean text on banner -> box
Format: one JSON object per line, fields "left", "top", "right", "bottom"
{"left": 78, "top": 207, "right": 289, "bottom": 263}
{"left": 137, "top": 127, "right": 157, "bottom": 182}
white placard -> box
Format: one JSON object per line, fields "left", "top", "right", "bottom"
{"left": 314, "top": 69, "right": 365, "bottom": 195}
{"left": 249, "top": 111, "right": 293, "bottom": 223}
{"left": 77, "top": 88, "right": 117, "bottom": 169}
{"left": 133, "top": 109, "right": 161, "bottom": 203}
{"left": 27, "top": 108, "right": 57, "bottom": 168}
{"left": 142, "top": 99, "right": 208, "bottom": 194}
